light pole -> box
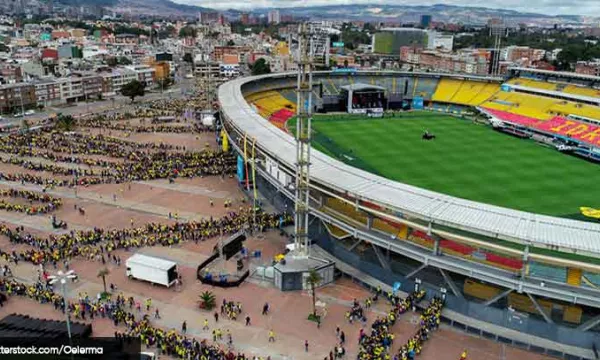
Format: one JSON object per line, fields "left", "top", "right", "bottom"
{"left": 48, "top": 270, "right": 77, "bottom": 343}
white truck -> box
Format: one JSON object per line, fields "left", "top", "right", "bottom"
{"left": 126, "top": 254, "right": 178, "bottom": 288}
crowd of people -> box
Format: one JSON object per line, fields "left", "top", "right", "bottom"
{"left": 77, "top": 110, "right": 211, "bottom": 134}
{"left": 394, "top": 297, "right": 444, "bottom": 360}
{"left": 0, "top": 208, "right": 292, "bottom": 266}
{"left": 356, "top": 290, "right": 430, "bottom": 360}
{"left": 0, "top": 129, "right": 236, "bottom": 186}
{"left": 0, "top": 277, "right": 265, "bottom": 360}
{"left": 0, "top": 188, "right": 62, "bottom": 215}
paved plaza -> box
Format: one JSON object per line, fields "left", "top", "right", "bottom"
{"left": 0, "top": 111, "right": 558, "bottom": 360}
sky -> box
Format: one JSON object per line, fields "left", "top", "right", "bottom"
{"left": 172, "top": 0, "right": 600, "bottom": 16}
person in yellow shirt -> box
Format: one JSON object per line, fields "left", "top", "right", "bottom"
{"left": 460, "top": 350, "right": 467, "bottom": 360}
{"left": 268, "top": 329, "right": 275, "bottom": 342}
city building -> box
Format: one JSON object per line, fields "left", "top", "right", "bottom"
{"left": 420, "top": 15, "right": 432, "bottom": 28}
{"left": 154, "top": 62, "right": 170, "bottom": 81}
{"left": 575, "top": 61, "right": 600, "bottom": 76}
{"left": 193, "top": 61, "right": 220, "bottom": 80}
{"left": 427, "top": 31, "right": 454, "bottom": 52}
{"left": 0, "top": 82, "right": 36, "bottom": 113}
{"left": 212, "top": 46, "right": 251, "bottom": 62}
{"left": 100, "top": 67, "right": 138, "bottom": 97}
{"left": 220, "top": 54, "right": 240, "bottom": 78}
{"left": 125, "top": 65, "right": 156, "bottom": 88}
{"left": 268, "top": 10, "right": 280, "bottom": 25}
{"left": 34, "top": 77, "right": 62, "bottom": 107}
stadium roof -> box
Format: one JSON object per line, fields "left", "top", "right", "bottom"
{"left": 340, "top": 83, "right": 386, "bottom": 92}
{"left": 509, "top": 67, "right": 600, "bottom": 82}
{"left": 220, "top": 71, "right": 600, "bottom": 257}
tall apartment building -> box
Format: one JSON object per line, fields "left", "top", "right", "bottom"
{"left": 268, "top": 10, "right": 280, "bottom": 24}
{"left": 34, "top": 78, "right": 62, "bottom": 107}
{"left": 125, "top": 65, "right": 156, "bottom": 88}
{"left": 0, "top": 83, "right": 36, "bottom": 113}
{"left": 100, "top": 67, "right": 138, "bottom": 96}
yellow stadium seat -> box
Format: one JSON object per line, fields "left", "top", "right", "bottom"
{"left": 463, "top": 279, "right": 502, "bottom": 301}
{"left": 507, "top": 78, "right": 558, "bottom": 91}
{"left": 566, "top": 267, "right": 582, "bottom": 286}
{"left": 246, "top": 91, "right": 297, "bottom": 120}
{"left": 432, "top": 79, "right": 463, "bottom": 102}
{"left": 563, "top": 85, "right": 600, "bottom": 98}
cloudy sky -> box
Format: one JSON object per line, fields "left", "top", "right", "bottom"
{"left": 172, "top": 0, "right": 600, "bottom": 16}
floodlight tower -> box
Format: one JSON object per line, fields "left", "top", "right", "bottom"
{"left": 293, "top": 23, "right": 314, "bottom": 257}
{"left": 489, "top": 18, "right": 506, "bottom": 77}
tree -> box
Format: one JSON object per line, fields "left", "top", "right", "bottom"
{"left": 20, "top": 119, "right": 30, "bottom": 132}
{"left": 156, "top": 77, "right": 174, "bottom": 91}
{"left": 97, "top": 268, "right": 110, "bottom": 294}
{"left": 198, "top": 291, "right": 216, "bottom": 310}
{"left": 106, "top": 57, "right": 117, "bottom": 67}
{"left": 118, "top": 56, "right": 132, "bottom": 65}
{"left": 121, "top": 80, "right": 145, "bottom": 103}
{"left": 305, "top": 268, "right": 323, "bottom": 316}
{"left": 179, "top": 26, "right": 197, "bottom": 38}
{"left": 56, "top": 114, "right": 76, "bottom": 132}
{"left": 251, "top": 58, "right": 271, "bottom": 76}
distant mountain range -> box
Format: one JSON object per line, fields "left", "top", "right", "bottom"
{"left": 56, "top": 0, "right": 600, "bottom": 25}
{"left": 56, "top": 0, "right": 211, "bottom": 16}
{"left": 252, "top": 4, "right": 595, "bottom": 26}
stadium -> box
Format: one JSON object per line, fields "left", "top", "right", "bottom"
{"left": 219, "top": 67, "right": 600, "bottom": 359}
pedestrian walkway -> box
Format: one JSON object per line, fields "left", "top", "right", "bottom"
{"left": 134, "top": 181, "right": 230, "bottom": 199}
{"left": 0, "top": 180, "right": 207, "bottom": 222}
{"left": 311, "top": 245, "right": 595, "bottom": 360}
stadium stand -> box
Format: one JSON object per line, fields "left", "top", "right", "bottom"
{"left": 463, "top": 279, "right": 502, "bottom": 301}
{"left": 480, "top": 91, "right": 556, "bottom": 120}
{"left": 549, "top": 100, "right": 600, "bottom": 120}
{"left": 450, "top": 81, "right": 500, "bottom": 106}
{"left": 508, "top": 78, "right": 559, "bottom": 91}
{"left": 246, "top": 91, "right": 296, "bottom": 128}
{"left": 323, "top": 223, "right": 351, "bottom": 240}
{"left": 529, "top": 262, "right": 567, "bottom": 284}
{"left": 413, "top": 77, "right": 439, "bottom": 99}
{"left": 508, "top": 293, "right": 553, "bottom": 315}
{"left": 432, "top": 78, "right": 464, "bottom": 103}
{"left": 567, "top": 267, "right": 583, "bottom": 286}
{"left": 563, "top": 84, "right": 600, "bottom": 98}
{"left": 279, "top": 89, "right": 297, "bottom": 103}
{"left": 563, "top": 305, "right": 583, "bottom": 324}
{"left": 479, "top": 108, "right": 542, "bottom": 127}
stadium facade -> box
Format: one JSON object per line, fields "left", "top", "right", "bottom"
{"left": 219, "top": 69, "right": 600, "bottom": 359}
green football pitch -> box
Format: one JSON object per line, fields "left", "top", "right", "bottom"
{"left": 289, "top": 111, "right": 600, "bottom": 220}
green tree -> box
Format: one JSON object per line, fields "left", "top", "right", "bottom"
{"left": 156, "top": 77, "right": 174, "bottom": 91}
{"left": 118, "top": 56, "right": 132, "bottom": 65}
{"left": 106, "top": 57, "right": 118, "bottom": 67}
{"left": 20, "top": 119, "right": 31, "bottom": 132}
{"left": 97, "top": 267, "right": 110, "bottom": 294}
{"left": 305, "top": 268, "right": 323, "bottom": 316}
{"left": 198, "top": 291, "right": 216, "bottom": 310}
{"left": 179, "top": 26, "right": 198, "bottom": 38}
{"left": 121, "top": 80, "right": 145, "bottom": 103}
{"left": 251, "top": 58, "right": 271, "bottom": 76}
{"left": 55, "top": 114, "right": 76, "bottom": 132}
